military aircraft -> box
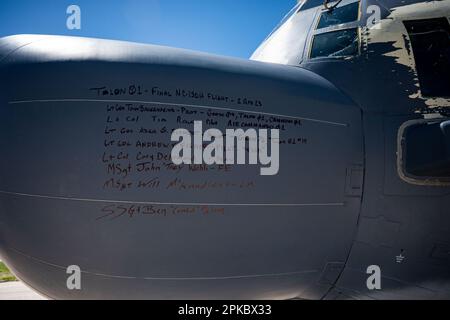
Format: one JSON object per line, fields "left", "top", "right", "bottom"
{"left": 0, "top": 0, "right": 449, "bottom": 299}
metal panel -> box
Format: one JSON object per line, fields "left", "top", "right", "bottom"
{"left": 0, "top": 35, "right": 363, "bottom": 299}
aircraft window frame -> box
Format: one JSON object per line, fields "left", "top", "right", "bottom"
{"left": 397, "top": 119, "right": 450, "bottom": 186}
{"left": 316, "top": 1, "right": 361, "bottom": 30}
{"left": 308, "top": 26, "right": 361, "bottom": 59}
{"left": 307, "top": 0, "right": 362, "bottom": 60}
{"left": 309, "top": 27, "right": 360, "bottom": 59}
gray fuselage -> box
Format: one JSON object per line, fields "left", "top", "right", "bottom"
{"left": 0, "top": 0, "right": 449, "bottom": 299}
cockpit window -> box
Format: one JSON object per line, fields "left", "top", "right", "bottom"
{"left": 310, "top": 28, "right": 359, "bottom": 58}
{"left": 317, "top": 1, "right": 360, "bottom": 29}
{"left": 404, "top": 18, "right": 450, "bottom": 97}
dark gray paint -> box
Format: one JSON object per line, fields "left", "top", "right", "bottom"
{"left": 253, "top": 0, "right": 450, "bottom": 299}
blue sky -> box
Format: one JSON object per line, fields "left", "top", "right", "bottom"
{"left": 0, "top": 0, "right": 296, "bottom": 58}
